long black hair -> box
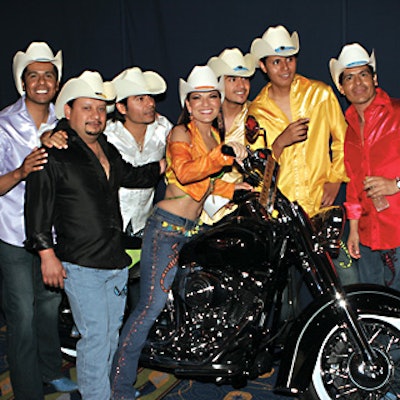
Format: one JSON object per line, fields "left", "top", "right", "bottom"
{"left": 176, "top": 91, "right": 225, "bottom": 142}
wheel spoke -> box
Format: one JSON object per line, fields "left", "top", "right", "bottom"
{"left": 314, "top": 319, "right": 400, "bottom": 399}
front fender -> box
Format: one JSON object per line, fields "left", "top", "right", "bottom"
{"left": 275, "top": 284, "right": 400, "bottom": 396}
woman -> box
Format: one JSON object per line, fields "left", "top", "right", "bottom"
{"left": 110, "top": 65, "right": 252, "bottom": 399}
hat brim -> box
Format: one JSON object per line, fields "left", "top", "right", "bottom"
{"left": 179, "top": 79, "right": 224, "bottom": 108}
{"left": 329, "top": 50, "right": 376, "bottom": 91}
{"left": 13, "top": 50, "right": 62, "bottom": 96}
{"left": 113, "top": 70, "right": 167, "bottom": 102}
{"left": 55, "top": 79, "right": 116, "bottom": 119}
{"left": 207, "top": 52, "right": 256, "bottom": 78}
{"left": 250, "top": 32, "right": 299, "bottom": 62}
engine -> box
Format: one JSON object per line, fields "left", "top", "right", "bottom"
{"left": 145, "top": 263, "right": 267, "bottom": 363}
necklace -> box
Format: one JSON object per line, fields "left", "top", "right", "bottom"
{"left": 131, "top": 133, "right": 145, "bottom": 152}
{"left": 136, "top": 141, "right": 144, "bottom": 152}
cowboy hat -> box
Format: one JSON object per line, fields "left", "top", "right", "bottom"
{"left": 55, "top": 70, "right": 116, "bottom": 119}
{"left": 13, "top": 42, "right": 62, "bottom": 96}
{"left": 207, "top": 48, "right": 256, "bottom": 78}
{"left": 112, "top": 67, "right": 167, "bottom": 102}
{"left": 250, "top": 25, "right": 299, "bottom": 61}
{"left": 329, "top": 43, "right": 376, "bottom": 91}
{"left": 179, "top": 65, "right": 224, "bottom": 107}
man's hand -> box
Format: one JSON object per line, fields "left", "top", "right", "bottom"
{"left": 17, "top": 147, "right": 48, "bottom": 181}
{"left": 159, "top": 158, "right": 167, "bottom": 175}
{"left": 41, "top": 130, "right": 68, "bottom": 149}
{"left": 364, "top": 176, "right": 399, "bottom": 197}
{"left": 321, "top": 182, "right": 341, "bottom": 208}
{"left": 272, "top": 118, "right": 309, "bottom": 158}
{"left": 0, "top": 147, "right": 48, "bottom": 196}
{"left": 39, "top": 248, "right": 67, "bottom": 288}
{"left": 347, "top": 220, "right": 361, "bottom": 259}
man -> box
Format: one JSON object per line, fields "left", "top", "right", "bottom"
{"left": 330, "top": 43, "right": 400, "bottom": 291}
{"left": 248, "top": 25, "right": 356, "bottom": 285}
{"left": 202, "top": 47, "right": 255, "bottom": 224}
{"left": 207, "top": 48, "right": 255, "bottom": 144}
{"left": 0, "top": 42, "right": 77, "bottom": 399}
{"left": 105, "top": 66, "right": 172, "bottom": 310}
{"left": 105, "top": 66, "right": 172, "bottom": 237}
{"left": 24, "top": 71, "right": 164, "bottom": 400}
{"left": 248, "top": 25, "right": 348, "bottom": 216}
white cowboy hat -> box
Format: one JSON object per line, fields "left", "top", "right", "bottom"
{"left": 207, "top": 48, "right": 256, "bottom": 78}
{"left": 250, "top": 25, "right": 299, "bottom": 62}
{"left": 55, "top": 70, "right": 116, "bottom": 119}
{"left": 13, "top": 42, "right": 62, "bottom": 96}
{"left": 112, "top": 67, "right": 167, "bottom": 102}
{"left": 179, "top": 65, "right": 224, "bottom": 107}
{"left": 329, "top": 43, "right": 376, "bottom": 91}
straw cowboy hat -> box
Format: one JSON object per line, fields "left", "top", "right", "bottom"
{"left": 112, "top": 67, "right": 167, "bottom": 102}
{"left": 329, "top": 43, "right": 376, "bottom": 91}
{"left": 207, "top": 48, "right": 256, "bottom": 78}
{"left": 55, "top": 70, "right": 116, "bottom": 119}
{"left": 13, "top": 41, "right": 62, "bottom": 96}
{"left": 250, "top": 25, "right": 300, "bottom": 61}
{"left": 179, "top": 65, "right": 224, "bottom": 107}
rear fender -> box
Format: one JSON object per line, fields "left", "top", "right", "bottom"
{"left": 275, "top": 284, "right": 400, "bottom": 396}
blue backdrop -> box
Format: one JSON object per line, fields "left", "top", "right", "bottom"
{"left": 0, "top": 0, "right": 399, "bottom": 123}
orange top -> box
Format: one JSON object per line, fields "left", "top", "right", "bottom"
{"left": 165, "top": 121, "right": 235, "bottom": 202}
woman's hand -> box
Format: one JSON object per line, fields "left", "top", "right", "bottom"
{"left": 225, "top": 142, "right": 248, "bottom": 164}
{"left": 234, "top": 182, "right": 253, "bottom": 191}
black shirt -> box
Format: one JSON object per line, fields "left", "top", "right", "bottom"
{"left": 24, "top": 119, "right": 160, "bottom": 269}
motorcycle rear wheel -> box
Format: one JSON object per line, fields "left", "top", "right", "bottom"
{"left": 305, "top": 315, "right": 400, "bottom": 400}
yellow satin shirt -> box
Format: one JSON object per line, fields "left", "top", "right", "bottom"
{"left": 248, "top": 74, "right": 348, "bottom": 216}
{"left": 200, "top": 102, "right": 249, "bottom": 225}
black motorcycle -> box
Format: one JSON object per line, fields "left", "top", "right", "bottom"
{"left": 138, "top": 147, "right": 400, "bottom": 399}
{"left": 60, "top": 147, "right": 400, "bottom": 399}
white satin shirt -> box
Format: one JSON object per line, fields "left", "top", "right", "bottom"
{"left": 0, "top": 96, "right": 57, "bottom": 247}
{"left": 104, "top": 115, "right": 172, "bottom": 233}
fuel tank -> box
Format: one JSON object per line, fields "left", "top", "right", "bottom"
{"left": 179, "top": 214, "right": 283, "bottom": 272}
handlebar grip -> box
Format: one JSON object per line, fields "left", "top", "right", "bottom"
{"left": 221, "top": 144, "right": 235, "bottom": 157}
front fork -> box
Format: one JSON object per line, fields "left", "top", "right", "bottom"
{"left": 335, "top": 289, "right": 380, "bottom": 364}
{"left": 298, "top": 243, "right": 380, "bottom": 367}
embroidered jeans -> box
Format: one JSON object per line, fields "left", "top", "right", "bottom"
{"left": 110, "top": 206, "right": 198, "bottom": 400}
{"left": 358, "top": 243, "right": 400, "bottom": 291}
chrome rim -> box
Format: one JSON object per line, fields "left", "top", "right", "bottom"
{"left": 317, "top": 319, "right": 400, "bottom": 399}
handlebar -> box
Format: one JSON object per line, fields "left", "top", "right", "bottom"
{"left": 221, "top": 144, "right": 236, "bottom": 157}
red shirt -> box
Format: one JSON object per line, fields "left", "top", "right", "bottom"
{"left": 344, "top": 88, "right": 400, "bottom": 250}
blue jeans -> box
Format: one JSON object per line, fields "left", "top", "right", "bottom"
{"left": 332, "top": 241, "right": 359, "bottom": 286}
{"left": 110, "top": 206, "right": 199, "bottom": 400}
{"left": 63, "top": 262, "right": 128, "bottom": 400}
{"left": 358, "top": 243, "right": 400, "bottom": 291}
{"left": 0, "top": 239, "right": 62, "bottom": 400}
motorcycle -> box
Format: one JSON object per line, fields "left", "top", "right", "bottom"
{"left": 59, "top": 147, "right": 400, "bottom": 399}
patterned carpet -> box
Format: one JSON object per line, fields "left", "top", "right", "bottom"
{"left": 0, "top": 322, "right": 291, "bottom": 400}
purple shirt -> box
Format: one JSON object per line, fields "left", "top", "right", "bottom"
{"left": 0, "top": 96, "right": 57, "bottom": 247}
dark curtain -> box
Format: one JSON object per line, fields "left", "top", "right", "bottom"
{"left": 1, "top": 0, "right": 399, "bottom": 123}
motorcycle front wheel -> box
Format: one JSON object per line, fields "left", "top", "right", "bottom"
{"left": 305, "top": 315, "right": 400, "bottom": 400}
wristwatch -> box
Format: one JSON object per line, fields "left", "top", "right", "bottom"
{"left": 396, "top": 177, "right": 400, "bottom": 190}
